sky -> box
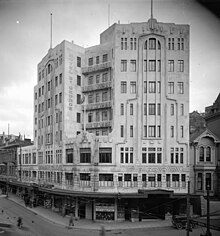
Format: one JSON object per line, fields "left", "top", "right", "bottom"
{"left": 0, "top": 0, "right": 220, "bottom": 139}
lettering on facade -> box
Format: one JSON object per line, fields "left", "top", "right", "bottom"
{"left": 68, "top": 52, "right": 74, "bottom": 111}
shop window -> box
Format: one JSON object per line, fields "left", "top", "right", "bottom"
{"left": 148, "top": 175, "right": 156, "bottom": 187}
{"left": 172, "top": 174, "right": 180, "bottom": 187}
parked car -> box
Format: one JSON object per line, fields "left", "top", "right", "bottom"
{"left": 172, "top": 215, "right": 196, "bottom": 230}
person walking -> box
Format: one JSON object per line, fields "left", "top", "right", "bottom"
{"left": 69, "top": 213, "right": 74, "bottom": 227}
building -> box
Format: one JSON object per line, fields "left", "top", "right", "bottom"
{"left": 3, "top": 14, "right": 192, "bottom": 221}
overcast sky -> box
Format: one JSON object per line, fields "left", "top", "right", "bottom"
{"left": 0, "top": 0, "right": 220, "bottom": 139}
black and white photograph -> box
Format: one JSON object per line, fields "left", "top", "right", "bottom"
{"left": 0, "top": 0, "right": 220, "bottom": 235}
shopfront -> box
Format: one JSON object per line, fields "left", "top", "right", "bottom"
{"left": 95, "top": 199, "right": 115, "bottom": 221}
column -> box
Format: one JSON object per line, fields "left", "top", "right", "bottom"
{"left": 114, "top": 197, "right": 118, "bottom": 221}
{"left": 75, "top": 197, "right": 79, "bottom": 219}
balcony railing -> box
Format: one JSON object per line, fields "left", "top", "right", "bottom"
{"left": 82, "top": 61, "right": 111, "bottom": 74}
{"left": 83, "top": 81, "right": 112, "bottom": 93}
{"left": 84, "top": 101, "right": 112, "bottom": 111}
{"left": 86, "top": 120, "right": 112, "bottom": 129}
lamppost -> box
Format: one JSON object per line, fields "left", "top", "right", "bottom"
{"left": 205, "top": 185, "right": 212, "bottom": 236}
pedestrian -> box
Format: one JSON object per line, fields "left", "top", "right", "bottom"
{"left": 69, "top": 213, "right": 74, "bottom": 227}
{"left": 99, "top": 225, "right": 106, "bottom": 236}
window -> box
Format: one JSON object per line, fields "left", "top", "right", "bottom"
{"left": 168, "top": 60, "right": 174, "bottom": 72}
{"left": 42, "top": 86, "right": 44, "bottom": 95}
{"left": 149, "top": 82, "right": 156, "bottom": 93}
{"left": 130, "top": 125, "right": 133, "bottom": 137}
{"left": 149, "top": 103, "right": 156, "bottom": 115}
{"left": 180, "top": 126, "right": 184, "bottom": 138}
{"left": 120, "top": 103, "right": 124, "bottom": 115}
{"left": 171, "top": 126, "right": 174, "bottom": 137}
{"left": 157, "top": 104, "right": 161, "bottom": 115}
{"left": 144, "top": 81, "right": 147, "bottom": 93}
{"left": 197, "top": 173, "right": 203, "bottom": 190}
{"left": 157, "top": 82, "right": 161, "bottom": 93}
{"left": 96, "top": 74, "right": 100, "bottom": 83}
{"left": 102, "top": 73, "right": 108, "bottom": 82}
{"left": 121, "top": 38, "right": 124, "bottom": 50}
{"left": 172, "top": 174, "right": 180, "bottom": 187}
{"left": 157, "top": 148, "right": 162, "bottom": 163}
{"left": 121, "top": 60, "right": 127, "bottom": 72}
{"left": 181, "top": 38, "right": 184, "bottom": 50}
{"left": 55, "top": 95, "right": 58, "bottom": 105}
{"left": 143, "top": 126, "right": 147, "bottom": 137}
{"left": 102, "top": 91, "right": 108, "bottom": 102}
{"left": 168, "top": 82, "right": 174, "bottom": 94}
{"left": 206, "top": 173, "right": 211, "bottom": 190}
{"left": 96, "top": 93, "right": 100, "bottom": 103}
{"left": 96, "top": 56, "right": 99, "bottom": 64}
{"left": 149, "top": 126, "right": 156, "bottom": 137}
{"left": 77, "top": 56, "right": 81, "bottom": 67}
{"left": 130, "top": 82, "right": 136, "bottom": 94}
{"left": 142, "top": 148, "right": 147, "bottom": 163}
{"left": 99, "top": 148, "right": 112, "bottom": 163}
{"left": 88, "top": 76, "right": 93, "bottom": 85}
{"left": 130, "top": 60, "right": 136, "bottom": 72}
{"left": 77, "top": 75, "right": 81, "bottom": 86}
{"left": 149, "top": 38, "right": 156, "bottom": 49}
{"left": 206, "top": 147, "right": 211, "bottom": 162}
{"left": 130, "top": 38, "right": 133, "bottom": 50}
{"left": 157, "top": 60, "right": 161, "bottom": 72}
{"left": 178, "top": 38, "right": 180, "bottom": 50}
{"left": 121, "top": 125, "right": 124, "bottom": 138}
{"left": 102, "top": 110, "right": 108, "bottom": 121}
{"left": 88, "top": 57, "right": 93, "bottom": 66}
{"left": 80, "top": 148, "right": 91, "bottom": 163}
{"left": 200, "top": 147, "right": 205, "bottom": 162}
{"left": 130, "top": 103, "right": 133, "bottom": 115}
{"left": 180, "top": 148, "right": 184, "bottom": 163}
{"left": 144, "top": 103, "right": 147, "bottom": 115}
{"left": 180, "top": 104, "right": 184, "bottom": 115}
{"left": 149, "top": 60, "right": 156, "bottom": 71}
{"left": 178, "top": 82, "right": 184, "bottom": 94}
{"left": 178, "top": 60, "right": 184, "bottom": 72}
{"left": 102, "top": 54, "right": 108, "bottom": 63}
{"left": 55, "top": 76, "right": 58, "bottom": 87}
{"left": 124, "top": 38, "right": 127, "bottom": 50}
{"left": 96, "top": 112, "right": 100, "bottom": 122}
{"left": 77, "top": 94, "right": 81, "bottom": 104}
{"left": 48, "top": 81, "right": 51, "bottom": 91}
{"left": 88, "top": 113, "right": 93, "bottom": 123}
{"left": 66, "top": 149, "right": 73, "bottom": 163}
{"left": 144, "top": 60, "right": 147, "bottom": 72}
{"left": 77, "top": 113, "right": 81, "bottom": 123}
{"left": 121, "top": 81, "right": 127, "bottom": 93}
{"left": 59, "top": 93, "right": 62, "bottom": 103}
{"left": 86, "top": 95, "right": 93, "bottom": 105}
{"left": 148, "top": 148, "right": 156, "bottom": 163}
{"left": 59, "top": 73, "right": 62, "bottom": 84}
{"left": 171, "top": 104, "right": 174, "bottom": 115}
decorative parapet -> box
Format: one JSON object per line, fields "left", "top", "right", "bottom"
{"left": 82, "top": 81, "right": 112, "bottom": 93}
{"left": 82, "top": 61, "right": 111, "bottom": 74}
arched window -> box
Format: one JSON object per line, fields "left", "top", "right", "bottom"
{"left": 149, "top": 38, "right": 156, "bottom": 50}
{"left": 197, "top": 173, "right": 203, "bottom": 190}
{"left": 199, "top": 147, "right": 204, "bottom": 162}
{"left": 48, "top": 64, "right": 52, "bottom": 74}
{"left": 206, "top": 147, "right": 211, "bottom": 162}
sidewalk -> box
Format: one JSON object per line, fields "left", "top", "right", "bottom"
{"left": 4, "top": 193, "right": 172, "bottom": 231}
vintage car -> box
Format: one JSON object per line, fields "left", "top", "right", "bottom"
{"left": 172, "top": 215, "right": 196, "bottom": 230}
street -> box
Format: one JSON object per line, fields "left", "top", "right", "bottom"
{"left": 0, "top": 197, "right": 219, "bottom": 236}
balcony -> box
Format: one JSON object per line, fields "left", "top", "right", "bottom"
{"left": 82, "top": 61, "right": 111, "bottom": 74}
{"left": 84, "top": 101, "right": 112, "bottom": 111}
{"left": 83, "top": 81, "right": 112, "bottom": 93}
{"left": 86, "top": 120, "right": 112, "bottom": 129}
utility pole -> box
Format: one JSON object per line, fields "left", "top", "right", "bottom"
{"left": 206, "top": 185, "right": 212, "bottom": 236}
{"left": 186, "top": 180, "right": 190, "bottom": 236}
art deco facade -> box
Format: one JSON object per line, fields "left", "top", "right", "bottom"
{"left": 11, "top": 17, "right": 191, "bottom": 220}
